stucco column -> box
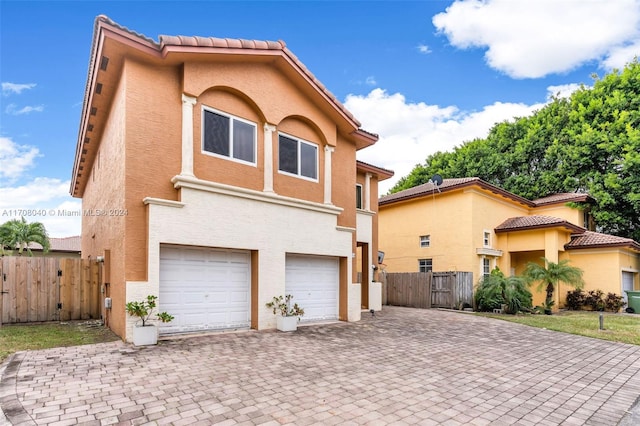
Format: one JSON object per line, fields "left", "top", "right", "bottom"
{"left": 324, "top": 146, "right": 334, "bottom": 204}
{"left": 365, "top": 172, "right": 372, "bottom": 212}
{"left": 181, "top": 94, "right": 197, "bottom": 177}
{"left": 263, "top": 124, "right": 276, "bottom": 193}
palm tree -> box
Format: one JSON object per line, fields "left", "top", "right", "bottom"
{"left": 524, "top": 258, "right": 584, "bottom": 312}
{"left": 0, "top": 217, "right": 50, "bottom": 256}
{"left": 475, "top": 267, "right": 532, "bottom": 314}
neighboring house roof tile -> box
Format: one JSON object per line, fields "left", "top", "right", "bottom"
{"left": 494, "top": 215, "right": 585, "bottom": 234}
{"left": 379, "top": 177, "right": 533, "bottom": 207}
{"left": 565, "top": 231, "right": 640, "bottom": 251}
{"left": 28, "top": 236, "right": 81, "bottom": 252}
{"left": 532, "top": 192, "right": 592, "bottom": 206}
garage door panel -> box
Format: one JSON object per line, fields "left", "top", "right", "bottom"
{"left": 286, "top": 255, "right": 339, "bottom": 322}
{"left": 160, "top": 246, "right": 251, "bottom": 334}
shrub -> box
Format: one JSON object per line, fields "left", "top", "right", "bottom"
{"left": 585, "top": 290, "right": 605, "bottom": 311}
{"left": 604, "top": 293, "right": 626, "bottom": 313}
{"left": 565, "top": 289, "right": 585, "bottom": 310}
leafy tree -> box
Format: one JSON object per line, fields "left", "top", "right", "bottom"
{"left": 390, "top": 60, "right": 640, "bottom": 241}
{"left": 523, "top": 258, "right": 584, "bottom": 312}
{"left": 0, "top": 217, "right": 50, "bottom": 256}
{"left": 474, "top": 267, "right": 532, "bottom": 314}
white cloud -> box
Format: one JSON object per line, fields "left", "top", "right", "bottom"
{"left": 5, "top": 103, "right": 44, "bottom": 115}
{"left": 0, "top": 178, "right": 80, "bottom": 237}
{"left": 365, "top": 76, "right": 377, "bottom": 86}
{"left": 417, "top": 44, "right": 431, "bottom": 54}
{"left": 432, "top": 0, "right": 640, "bottom": 78}
{"left": 346, "top": 88, "right": 544, "bottom": 194}
{"left": 546, "top": 83, "right": 583, "bottom": 100}
{"left": 602, "top": 39, "right": 640, "bottom": 70}
{"left": 0, "top": 136, "right": 40, "bottom": 179}
{"left": 2, "top": 82, "right": 36, "bottom": 96}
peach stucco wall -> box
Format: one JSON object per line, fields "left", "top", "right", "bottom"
{"left": 81, "top": 41, "right": 370, "bottom": 339}
{"left": 81, "top": 65, "right": 128, "bottom": 338}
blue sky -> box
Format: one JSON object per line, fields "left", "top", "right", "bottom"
{"left": 2, "top": 0, "right": 640, "bottom": 237}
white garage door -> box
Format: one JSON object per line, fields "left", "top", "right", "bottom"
{"left": 159, "top": 245, "right": 251, "bottom": 334}
{"left": 622, "top": 271, "right": 636, "bottom": 303}
{"left": 285, "top": 254, "right": 339, "bottom": 322}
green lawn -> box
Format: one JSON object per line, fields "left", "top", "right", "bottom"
{"left": 478, "top": 311, "right": 640, "bottom": 345}
{"left": 0, "top": 322, "right": 120, "bottom": 363}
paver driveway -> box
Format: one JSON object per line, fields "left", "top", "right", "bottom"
{"left": 1, "top": 307, "right": 640, "bottom": 425}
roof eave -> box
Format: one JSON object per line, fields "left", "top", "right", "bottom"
{"left": 495, "top": 222, "right": 585, "bottom": 234}
{"left": 357, "top": 160, "right": 394, "bottom": 181}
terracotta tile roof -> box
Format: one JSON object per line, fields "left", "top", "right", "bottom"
{"left": 28, "top": 236, "right": 81, "bottom": 252}
{"left": 565, "top": 231, "right": 640, "bottom": 251}
{"left": 379, "top": 177, "right": 533, "bottom": 207}
{"left": 494, "top": 215, "right": 585, "bottom": 233}
{"left": 533, "top": 192, "right": 592, "bottom": 206}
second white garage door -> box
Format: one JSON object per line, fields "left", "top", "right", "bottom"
{"left": 159, "top": 245, "right": 251, "bottom": 334}
{"left": 285, "top": 254, "right": 339, "bottom": 322}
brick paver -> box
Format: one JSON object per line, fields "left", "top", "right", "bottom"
{"left": 1, "top": 307, "right": 640, "bottom": 425}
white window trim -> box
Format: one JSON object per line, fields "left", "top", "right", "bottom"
{"left": 201, "top": 106, "right": 258, "bottom": 167}
{"left": 419, "top": 258, "right": 433, "bottom": 273}
{"left": 481, "top": 257, "right": 491, "bottom": 278}
{"left": 356, "top": 184, "right": 363, "bottom": 210}
{"left": 483, "top": 230, "right": 491, "bottom": 248}
{"left": 420, "top": 235, "right": 430, "bottom": 248}
{"left": 277, "top": 132, "right": 319, "bottom": 182}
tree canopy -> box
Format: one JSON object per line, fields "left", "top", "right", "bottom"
{"left": 391, "top": 60, "right": 640, "bottom": 241}
{"left": 0, "top": 217, "right": 50, "bottom": 256}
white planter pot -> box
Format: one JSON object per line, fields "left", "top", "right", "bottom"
{"left": 276, "top": 316, "right": 298, "bottom": 332}
{"left": 133, "top": 324, "right": 158, "bottom": 346}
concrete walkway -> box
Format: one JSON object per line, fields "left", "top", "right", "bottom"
{"left": 1, "top": 306, "right": 640, "bottom": 425}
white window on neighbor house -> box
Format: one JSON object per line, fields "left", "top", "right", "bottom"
{"left": 483, "top": 231, "right": 491, "bottom": 247}
{"left": 202, "top": 107, "right": 257, "bottom": 165}
{"left": 419, "top": 258, "right": 433, "bottom": 273}
{"left": 278, "top": 133, "right": 318, "bottom": 181}
{"left": 482, "top": 257, "right": 491, "bottom": 279}
{"left": 356, "top": 184, "right": 363, "bottom": 209}
{"left": 420, "top": 235, "right": 430, "bottom": 248}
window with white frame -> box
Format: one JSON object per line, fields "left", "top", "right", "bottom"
{"left": 482, "top": 257, "right": 491, "bottom": 279}
{"left": 278, "top": 133, "right": 318, "bottom": 180}
{"left": 420, "top": 235, "right": 430, "bottom": 248}
{"left": 202, "top": 107, "right": 256, "bottom": 164}
{"left": 419, "top": 258, "right": 433, "bottom": 273}
{"left": 356, "top": 184, "right": 363, "bottom": 209}
{"left": 483, "top": 231, "right": 491, "bottom": 247}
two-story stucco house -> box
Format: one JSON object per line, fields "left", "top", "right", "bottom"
{"left": 379, "top": 178, "right": 640, "bottom": 308}
{"left": 70, "top": 16, "right": 393, "bottom": 341}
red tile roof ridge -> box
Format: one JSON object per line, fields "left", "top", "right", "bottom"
{"left": 565, "top": 230, "right": 640, "bottom": 251}
{"left": 533, "top": 192, "right": 592, "bottom": 206}
{"left": 28, "top": 236, "right": 81, "bottom": 252}
{"left": 494, "top": 215, "right": 585, "bottom": 233}
{"left": 380, "top": 177, "right": 505, "bottom": 205}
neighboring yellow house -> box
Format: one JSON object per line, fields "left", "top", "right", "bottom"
{"left": 378, "top": 177, "right": 640, "bottom": 308}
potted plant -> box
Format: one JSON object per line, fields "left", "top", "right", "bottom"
{"left": 265, "top": 294, "right": 304, "bottom": 332}
{"left": 125, "top": 295, "right": 174, "bottom": 346}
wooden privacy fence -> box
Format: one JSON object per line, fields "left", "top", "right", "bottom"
{"left": 0, "top": 257, "right": 101, "bottom": 325}
{"left": 382, "top": 271, "right": 474, "bottom": 309}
